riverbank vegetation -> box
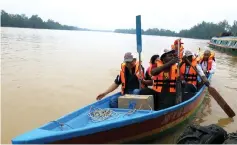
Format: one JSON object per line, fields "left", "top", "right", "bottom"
{"left": 115, "top": 21, "right": 237, "bottom": 39}
{"left": 1, "top": 10, "right": 236, "bottom": 39}
{"left": 1, "top": 10, "right": 88, "bottom": 31}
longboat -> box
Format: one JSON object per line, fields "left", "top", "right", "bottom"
{"left": 12, "top": 75, "right": 212, "bottom": 144}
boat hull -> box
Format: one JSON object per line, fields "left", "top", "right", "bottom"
{"left": 51, "top": 91, "right": 206, "bottom": 144}
{"left": 208, "top": 36, "right": 237, "bottom": 55}
{"left": 208, "top": 42, "right": 237, "bottom": 55}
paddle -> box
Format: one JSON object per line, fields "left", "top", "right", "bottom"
{"left": 176, "top": 39, "right": 182, "bottom": 104}
{"left": 184, "top": 58, "right": 236, "bottom": 118}
{"left": 136, "top": 15, "right": 142, "bottom": 89}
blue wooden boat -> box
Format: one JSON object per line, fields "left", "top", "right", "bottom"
{"left": 11, "top": 75, "right": 212, "bottom": 144}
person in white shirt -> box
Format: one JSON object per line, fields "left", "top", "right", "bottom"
{"left": 180, "top": 50, "right": 210, "bottom": 93}
{"left": 199, "top": 50, "right": 216, "bottom": 76}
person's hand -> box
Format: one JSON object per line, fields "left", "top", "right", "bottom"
{"left": 204, "top": 81, "right": 210, "bottom": 86}
{"left": 202, "top": 76, "right": 210, "bottom": 86}
{"left": 136, "top": 72, "right": 143, "bottom": 80}
{"left": 96, "top": 92, "right": 107, "bottom": 100}
{"left": 170, "top": 57, "right": 179, "bottom": 65}
{"left": 140, "top": 79, "right": 146, "bottom": 84}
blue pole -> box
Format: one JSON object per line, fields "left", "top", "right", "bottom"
{"left": 136, "top": 15, "right": 142, "bottom": 89}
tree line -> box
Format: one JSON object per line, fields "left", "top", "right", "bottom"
{"left": 1, "top": 10, "right": 89, "bottom": 31}
{"left": 1, "top": 10, "right": 237, "bottom": 39}
{"left": 115, "top": 20, "right": 237, "bottom": 39}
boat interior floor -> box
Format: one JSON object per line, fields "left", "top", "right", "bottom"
{"left": 39, "top": 85, "right": 205, "bottom": 132}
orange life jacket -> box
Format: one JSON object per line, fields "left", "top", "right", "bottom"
{"left": 152, "top": 60, "right": 178, "bottom": 93}
{"left": 180, "top": 57, "right": 198, "bottom": 86}
{"left": 120, "top": 62, "right": 145, "bottom": 95}
{"left": 198, "top": 52, "right": 215, "bottom": 71}
{"left": 135, "top": 61, "right": 145, "bottom": 79}
{"left": 171, "top": 44, "right": 184, "bottom": 58}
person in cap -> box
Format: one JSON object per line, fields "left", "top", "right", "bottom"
{"left": 96, "top": 52, "right": 150, "bottom": 107}
{"left": 151, "top": 49, "right": 179, "bottom": 110}
{"left": 198, "top": 50, "right": 216, "bottom": 76}
{"left": 171, "top": 39, "right": 185, "bottom": 59}
{"left": 180, "top": 50, "right": 210, "bottom": 95}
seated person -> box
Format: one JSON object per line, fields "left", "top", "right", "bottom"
{"left": 198, "top": 50, "right": 216, "bottom": 77}
{"left": 145, "top": 54, "right": 160, "bottom": 84}
{"left": 96, "top": 52, "right": 150, "bottom": 108}
{"left": 180, "top": 50, "right": 210, "bottom": 100}
{"left": 139, "top": 49, "right": 179, "bottom": 110}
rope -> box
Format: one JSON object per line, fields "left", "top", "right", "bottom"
{"left": 124, "top": 104, "right": 153, "bottom": 116}
{"left": 88, "top": 106, "right": 121, "bottom": 122}
{"left": 88, "top": 103, "right": 153, "bottom": 122}
{"left": 50, "top": 104, "right": 153, "bottom": 130}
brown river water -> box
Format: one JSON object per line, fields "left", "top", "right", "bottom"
{"left": 1, "top": 27, "right": 237, "bottom": 143}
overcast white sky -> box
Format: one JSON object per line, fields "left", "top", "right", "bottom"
{"left": 1, "top": 0, "right": 237, "bottom": 32}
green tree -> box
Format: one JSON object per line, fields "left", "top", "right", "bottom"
{"left": 1, "top": 10, "right": 82, "bottom": 30}
{"left": 115, "top": 19, "right": 237, "bottom": 39}
{"left": 230, "top": 21, "right": 237, "bottom": 36}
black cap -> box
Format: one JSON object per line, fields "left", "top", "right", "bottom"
{"left": 160, "top": 49, "right": 175, "bottom": 61}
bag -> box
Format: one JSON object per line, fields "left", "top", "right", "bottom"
{"left": 176, "top": 124, "right": 227, "bottom": 144}
{"left": 223, "top": 132, "right": 237, "bottom": 144}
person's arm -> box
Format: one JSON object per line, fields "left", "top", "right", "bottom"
{"left": 142, "top": 79, "right": 153, "bottom": 86}
{"left": 96, "top": 75, "right": 120, "bottom": 100}
{"left": 196, "top": 64, "right": 210, "bottom": 86}
{"left": 196, "top": 64, "right": 205, "bottom": 77}
{"left": 103, "top": 83, "right": 119, "bottom": 95}
{"left": 151, "top": 57, "right": 178, "bottom": 76}
{"left": 209, "top": 60, "right": 216, "bottom": 74}
{"left": 140, "top": 66, "right": 152, "bottom": 86}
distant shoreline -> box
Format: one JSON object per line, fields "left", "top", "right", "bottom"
{"left": 113, "top": 31, "right": 210, "bottom": 40}
{"left": 1, "top": 26, "right": 113, "bottom": 33}
{"left": 1, "top": 26, "right": 210, "bottom": 41}
{"left": 2, "top": 10, "right": 236, "bottom": 40}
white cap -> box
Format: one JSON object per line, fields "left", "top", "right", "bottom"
{"left": 124, "top": 52, "right": 134, "bottom": 62}
{"left": 185, "top": 50, "right": 193, "bottom": 57}
{"left": 164, "top": 48, "right": 170, "bottom": 53}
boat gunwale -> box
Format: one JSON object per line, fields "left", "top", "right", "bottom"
{"left": 208, "top": 42, "right": 237, "bottom": 49}
{"left": 211, "top": 36, "right": 237, "bottom": 41}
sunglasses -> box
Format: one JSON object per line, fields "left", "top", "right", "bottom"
{"left": 125, "top": 61, "right": 133, "bottom": 64}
